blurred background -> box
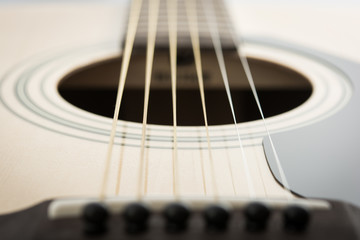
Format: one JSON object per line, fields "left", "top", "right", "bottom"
{"left": 0, "top": 0, "right": 358, "bottom": 4}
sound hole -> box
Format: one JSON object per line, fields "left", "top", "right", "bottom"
{"left": 58, "top": 49, "right": 312, "bottom": 126}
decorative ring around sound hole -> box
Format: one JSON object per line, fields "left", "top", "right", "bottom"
{"left": 0, "top": 42, "right": 352, "bottom": 149}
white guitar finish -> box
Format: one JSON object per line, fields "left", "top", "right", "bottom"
{"left": 0, "top": 2, "right": 358, "bottom": 215}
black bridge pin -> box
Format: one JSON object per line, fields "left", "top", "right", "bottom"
{"left": 82, "top": 203, "right": 109, "bottom": 235}
{"left": 163, "top": 203, "right": 191, "bottom": 232}
{"left": 283, "top": 205, "right": 310, "bottom": 232}
{"left": 203, "top": 205, "right": 231, "bottom": 231}
{"left": 244, "top": 202, "right": 271, "bottom": 232}
{"left": 123, "top": 203, "right": 151, "bottom": 234}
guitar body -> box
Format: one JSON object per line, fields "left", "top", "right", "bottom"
{"left": 0, "top": 1, "right": 359, "bottom": 239}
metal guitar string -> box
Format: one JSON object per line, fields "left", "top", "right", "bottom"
{"left": 137, "top": 0, "right": 161, "bottom": 199}
{"left": 166, "top": 0, "right": 179, "bottom": 198}
{"left": 100, "top": 0, "right": 143, "bottom": 200}
{"left": 185, "top": 0, "right": 218, "bottom": 198}
{"left": 202, "top": 0, "right": 256, "bottom": 198}
{"left": 226, "top": 5, "right": 292, "bottom": 198}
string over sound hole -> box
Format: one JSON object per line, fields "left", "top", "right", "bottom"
{"left": 58, "top": 49, "right": 312, "bottom": 126}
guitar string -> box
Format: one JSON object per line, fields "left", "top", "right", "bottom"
{"left": 185, "top": 0, "right": 218, "bottom": 198}
{"left": 255, "top": 148, "right": 268, "bottom": 197}
{"left": 115, "top": 125, "right": 126, "bottom": 195}
{"left": 100, "top": 0, "right": 143, "bottom": 200}
{"left": 166, "top": 0, "right": 179, "bottom": 198}
{"left": 202, "top": 0, "right": 256, "bottom": 198}
{"left": 137, "top": 0, "right": 161, "bottom": 200}
{"left": 237, "top": 44, "right": 292, "bottom": 199}
{"left": 225, "top": 3, "right": 293, "bottom": 199}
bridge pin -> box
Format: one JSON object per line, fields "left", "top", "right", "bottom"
{"left": 163, "top": 203, "right": 191, "bottom": 232}
{"left": 283, "top": 205, "right": 310, "bottom": 232}
{"left": 82, "top": 203, "right": 109, "bottom": 235}
{"left": 123, "top": 203, "right": 151, "bottom": 234}
{"left": 203, "top": 205, "right": 231, "bottom": 231}
{"left": 244, "top": 202, "right": 271, "bottom": 232}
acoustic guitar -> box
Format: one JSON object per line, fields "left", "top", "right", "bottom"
{"left": 0, "top": 0, "right": 359, "bottom": 239}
